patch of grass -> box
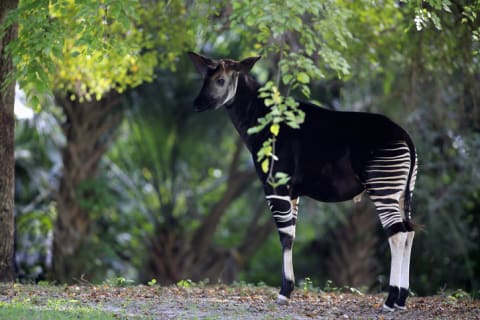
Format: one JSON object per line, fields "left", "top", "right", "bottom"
{"left": 177, "top": 279, "right": 195, "bottom": 289}
{"left": 301, "top": 277, "right": 315, "bottom": 292}
{"left": 319, "top": 279, "right": 365, "bottom": 295}
{"left": 104, "top": 276, "right": 135, "bottom": 287}
{"left": 438, "top": 287, "right": 474, "bottom": 303}
{"left": 175, "top": 278, "right": 212, "bottom": 290}
{"left": 322, "top": 279, "right": 338, "bottom": 293}
{"left": 0, "top": 301, "right": 117, "bottom": 320}
{"left": 447, "top": 289, "right": 472, "bottom": 302}
{"left": 231, "top": 280, "right": 254, "bottom": 288}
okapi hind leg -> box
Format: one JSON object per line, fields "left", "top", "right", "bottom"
{"left": 383, "top": 230, "right": 408, "bottom": 312}
{"left": 363, "top": 141, "right": 415, "bottom": 311}
{"left": 395, "top": 230, "right": 415, "bottom": 309}
{"left": 266, "top": 195, "right": 298, "bottom": 305}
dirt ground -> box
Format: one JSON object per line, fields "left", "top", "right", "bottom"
{"left": 2, "top": 284, "right": 480, "bottom": 319}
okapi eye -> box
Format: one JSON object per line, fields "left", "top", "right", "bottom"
{"left": 216, "top": 78, "right": 225, "bottom": 86}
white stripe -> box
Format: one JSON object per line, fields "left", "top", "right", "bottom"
{"left": 366, "top": 177, "right": 408, "bottom": 183}
{"left": 222, "top": 73, "right": 239, "bottom": 106}
{"left": 369, "top": 195, "right": 402, "bottom": 200}
{"left": 273, "top": 214, "right": 293, "bottom": 223}
{"left": 368, "top": 186, "right": 405, "bottom": 191}
{"left": 283, "top": 248, "right": 294, "bottom": 281}
{"left": 266, "top": 195, "right": 291, "bottom": 201}
{"left": 368, "top": 155, "right": 410, "bottom": 162}
{"left": 278, "top": 225, "right": 295, "bottom": 237}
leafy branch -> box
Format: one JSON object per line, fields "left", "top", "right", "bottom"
{"left": 247, "top": 81, "right": 304, "bottom": 187}
{"left": 230, "top": 0, "right": 353, "bottom": 188}
{"left": 1, "top": 0, "right": 208, "bottom": 108}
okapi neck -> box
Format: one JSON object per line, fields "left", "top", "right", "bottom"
{"left": 225, "top": 74, "right": 267, "bottom": 150}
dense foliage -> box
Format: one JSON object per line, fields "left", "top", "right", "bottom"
{"left": 2, "top": 0, "right": 209, "bottom": 104}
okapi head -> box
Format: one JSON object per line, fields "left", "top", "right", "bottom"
{"left": 188, "top": 52, "right": 261, "bottom": 112}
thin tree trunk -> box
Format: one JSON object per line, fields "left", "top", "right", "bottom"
{"left": 0, "top": 0, "right": 19, "bottom": 283}
{"left": 144, "top": 198, "right": 272, "bottom": 285}
{"left": 143, "top": 141, "right": 259, "bottom": 284}
{"left": 192, "top": 201, "right": 275, "bottom": 284}
{"left": 51, "top": 91, "right": 122, "bottom": 283}
{"left": 326, "top": 197, "right": 380, "bottom": 290}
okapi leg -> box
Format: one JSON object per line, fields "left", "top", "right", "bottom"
{"left": 396, "top": 230, "right": 415, "bottom": 309}
{"left": 384, "top": 231, "right": 408, "bottom": 311}
{"left": 363, "top": 141, "right": 413, "bottom": 311}
{"left": 397, "top": 152, "right": 418, "bottom": 310}
{"left": 266, "top": 195, "right": 298, "bottom": 304}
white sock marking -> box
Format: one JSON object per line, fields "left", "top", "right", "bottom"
{"left": 283, "top": 248, "right": 294, "bottom": 282}
{"left": 388, "top": 232, "right": 407, "bottom": 288}
{"left": 276, "top": 294, "right": 289, "bottom": 305}
{"left": 400, "top": 231, "right": 415, "bottom": 289}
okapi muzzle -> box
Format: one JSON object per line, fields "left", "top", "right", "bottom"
{"left": 188, "top": 52, "right": 261, "bottom": 112}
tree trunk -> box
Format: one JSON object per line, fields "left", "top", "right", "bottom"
{"left": 0, "top": 0, "right": 19, "bottom": 283}
{"left": 144, "top": 203, "right": 273, "bottom": 285}
{"left": 142, "top": 141, "right": 273, "bottom": 284}
{"left": 191, "top": 201, "right": 275, "bottom": 284}
{"left": 52, "top": 91, "right": 122, "bottom": 283}
{"left": 326, "top": 197, "right": 380, "bottom": 290}
{"left": 143, "top": 168, "right": 257, "bottom": 284}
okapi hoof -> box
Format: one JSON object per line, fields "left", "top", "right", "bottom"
{"left": 276, "top": 294, "right": 290, "bottom": 305}
{"left": 382, "top": 304, "right": 395, "bottom": 312}
{"left": 394, "top": 303, "right": 407, "bottom": 310}
{"left": 383, "top": 285, "right": 399, "bottom": 312}
{"left": 394, "top": 287, "right": 409, "bottom": 310}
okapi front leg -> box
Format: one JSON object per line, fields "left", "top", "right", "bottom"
{"left": 266, "top": 195, "right": 298, "bottom": 304}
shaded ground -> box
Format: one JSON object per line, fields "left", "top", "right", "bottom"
{"left": 1, "top": 283, "right": 479, "bottom": 319}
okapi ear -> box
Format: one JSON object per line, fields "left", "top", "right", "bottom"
{"left": 236, "top": 56, "right": 262, "bottom": 73}
{"left": 188, "top": 52, "right": 217, "bottom": 77}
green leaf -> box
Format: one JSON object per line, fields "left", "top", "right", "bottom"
{"left": 287, "top": 121, "right": 300, "bottom": 129}
{"left": 301, "top": 85, "right": 311, "bottom": 98}
{"left": 263, "top": 145, "right": 273, "bottom": 158}
{"left": 296, "top": 72, "right": 310, "bottom": 84}
{"left": 247, "top": 126, "right": 261, "bottom": 135}
{"left": 147, "top": 278, "right": 157, "bottom": 286}
{"left": 270, "top": 124, "right": 280, "bottom": 136}
{"left": 264, "top": 98, "right": 274, "bottom": 107}
{"left": 261, "top": 159, "right": 269, "bottom": 173}
{"left": 259, "top": 91, "right": 270, "bottom": 98}
{"left": 30, "top": 96, "right": 40, "bottom": 110}
{"left": 275, "top": 172, "right": 291, "bottom": 185}
{"left": 285, "top": 98, "right": 298, "bottom": 108}
{"left": 282, "top": 74, "right": 293, "bottom": 84}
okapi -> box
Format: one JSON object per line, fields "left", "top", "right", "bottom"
{"left": 188, "top": 52, "right": 418, "bottom": 311}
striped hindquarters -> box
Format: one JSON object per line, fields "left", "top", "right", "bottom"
{"left": 364, "top": 141, "right": 416, "bottom": 234}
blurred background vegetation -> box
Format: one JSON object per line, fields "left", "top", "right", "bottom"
{"left": 5, "top": 0, "right": 480, "bottom": 297}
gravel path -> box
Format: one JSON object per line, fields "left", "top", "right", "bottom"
{"left": 2, "top": 284, "right": 479, "bottom": 319}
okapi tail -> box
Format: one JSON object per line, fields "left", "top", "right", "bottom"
{"left": 403, "top": 134, "right": 422, "bottom": 232}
